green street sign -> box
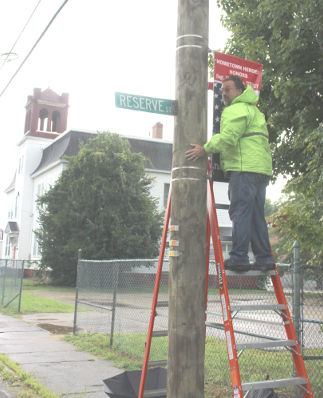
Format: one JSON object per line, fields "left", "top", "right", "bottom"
{"left": 115, "top": 92, "right": 177, "bottom": 116}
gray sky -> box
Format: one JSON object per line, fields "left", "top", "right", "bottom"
{"left": 0, "top": 0, "right": 285, "bottom": 229}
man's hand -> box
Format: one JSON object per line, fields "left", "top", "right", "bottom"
{"left": 185, "top": 144, "right": 207, "bottom": 162}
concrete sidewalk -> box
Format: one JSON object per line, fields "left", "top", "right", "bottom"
{"left": 0, "top": 313, "right": 121, "bottom": 397}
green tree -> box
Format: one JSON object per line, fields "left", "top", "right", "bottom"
{"left": 264, "top": 198, "right": 279, "bottom": 219}
{"left": 36, "top": 133, "right": 163, "bottom": 286}
{"left": 213, "top": 0, "right": 323, "bottom": 180}
{"left": 269, "top": 184, "right": 323, "bottom": 288}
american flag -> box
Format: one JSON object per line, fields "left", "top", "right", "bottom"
{"left": 213, "top": 80, "right": 224, "bottom": 134}
{"left": 212, "top": 80, "right": 228, "bottom": 181}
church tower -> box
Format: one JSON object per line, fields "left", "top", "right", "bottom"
{"left": 2, "top": 87, "right": 70, "bottom": 261}
{"left": 24, "top": 88, "right": 69, "bottom": 139}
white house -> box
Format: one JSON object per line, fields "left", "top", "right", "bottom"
{"left": 2, "top": 87, "right": 233, "bottom": 273}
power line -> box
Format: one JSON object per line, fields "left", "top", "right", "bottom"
{"left": 0, "top": 0, "right": 69, "bottom": 98}
{"left": 0, "top": 0, "right": 42, "bottom": 71}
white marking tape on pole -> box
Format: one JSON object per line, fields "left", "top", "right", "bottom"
{"left": 176, "top": 45, "right": 202, "bottom": 51}
{"left": 172, "top": 166, "right": 205, "bottom": 171}
{"left": 176, "top": 34, "right": 203, "bottom": 40}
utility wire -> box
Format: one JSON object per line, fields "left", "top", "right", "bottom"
{"left": 296, "top": 0, "right": 323, "bottom": 55}
{"left": 0, "top": 0, "right": 42, "bottom": 71}
{"left": 0, "top": 0, "right": 69, "bottom": 98}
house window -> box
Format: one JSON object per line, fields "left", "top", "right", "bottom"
{"left": 18, "top": 156, "right": 24, "bottom": 174}
{"left": 8, "top": 198, "right": 14, "bottom": 219}
{"left": 14, "top": 194, "right": 20, "bottom": 218}
{"left": 38, "top": 108, "right": 49, "bottom": 131}
{"left": 5, "top": 235, "right": 10, "bottom": 257}
{"left": 33, "top": 233, "right": 40, "bottom": 256}
{"left": 164, "top": 183, "right": 170, "bottom": 208}
{"left": 52, "top": 111, "right": 60, "bottom": 132}
{"left": 0, "top": 230, "right": 3, "bottom": 241}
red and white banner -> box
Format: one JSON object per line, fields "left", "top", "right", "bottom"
{"left": 211, "top": 52, "right": 263, "bottom": 135}
{"left": 213, "top": 51, "right": 263, "bottom": 95}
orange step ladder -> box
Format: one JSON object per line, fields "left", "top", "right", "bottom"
{"left": 138, "top": 163, "right": 313, "bottom": 398}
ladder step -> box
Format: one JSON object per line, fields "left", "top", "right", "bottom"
{"left": 205, "top": 321, "right": 223, "bottom": 329}
{"left": 242, "top": 377, "right": 307, "bottom": 392}
{"left": 231, "top": 304, "right": 286, "bottom": 312}
{"left": 156, "top": 301, "right": 168, "bottom": 307}
{"left": 206, "top": 310, "right": 283, "bottom": 326}
{"left": 143, "top": 388, "right": 167, "bottom": 397}
{"left": 236, "top": 339, "right": 295, "bottom": 350}
{"left": 148, "top": 360, "right": 167, "bottom": 367}
{"left": 152, "top": 330, "right": 168, "bottom": 337}
{"left": 225, "top": 270, "right": 276, "bottom": 276}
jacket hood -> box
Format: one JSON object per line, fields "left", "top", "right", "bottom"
{"left": 232, "top": 85, "right": 258, "bottom": 106}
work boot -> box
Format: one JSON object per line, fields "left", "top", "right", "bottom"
{"left": 250, "top": 262, "right": 276, "bottom": 271}
{"left": 224, "top": 259, "right": 251, "bottom": 272}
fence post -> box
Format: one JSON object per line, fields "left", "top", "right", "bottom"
{"left": 110, "top": 263, "right": 119, "bottom": 347}
{"left": 18, "top": 261, "right": 25, "bottom": 312}
{"left": 292, "top": 240, "right": 302, "bottom": 397}
{"left": 73, "top": 249, "right": 81, "bottom": 335}
{"left": 1, "top": 260, "right": 8, "bottom": 305}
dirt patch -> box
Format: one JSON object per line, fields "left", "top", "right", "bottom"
{"left": 37, "top": 323, "right": 74, "bottom": 335}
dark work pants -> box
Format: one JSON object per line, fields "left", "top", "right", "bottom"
{"left": 228, "top": 171, "right": 274, "bottom": 265}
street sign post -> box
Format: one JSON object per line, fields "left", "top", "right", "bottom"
{"left": 115, "top": 92, "right": 178, "bottom": 116}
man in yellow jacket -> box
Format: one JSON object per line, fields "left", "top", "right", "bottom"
{"left": 185, "top": 75, "right": 274, "bottom": 272}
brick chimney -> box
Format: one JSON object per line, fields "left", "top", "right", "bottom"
{"left": 152, "top": 122, "right": 163, "bottom": 139}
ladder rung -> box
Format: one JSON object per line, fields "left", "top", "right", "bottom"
{"left": 148, "top": 360, "right": 167, "bottom": 367}
{"left": 236, "top": 339, "right": 295, "bottom": 350}
{"left": 225, "top": 270, "right": 276, "bottom": 276}
{"left": 156, "top": 301, "right": 168, "bottom": 307}
{"left": 205, "top": 321, "right": 223, "bottom": 329}
{"left": 231, "top": 304, "right": 286, "bottom": 312}
{"left": 152, "top": 330, "right": 168, "bottom": 337}
{"left": 161, "top": 271, "right": 169, "bottom": 277}
{"left": 234, "top": 316, "right": 283, "bottom": 327}
{"left": 242, "top": 377, "right": 307, "bottom": 392}
{"left": 143, "top": 388, "right": 167, "bottom": 397}
{"left": 206, "top": 310, "right": 283, "bottom": 326}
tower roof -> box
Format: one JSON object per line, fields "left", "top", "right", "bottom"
{"left": 24, "top": 87, "right": 69, "bottom": 138}
{"left": 38, "top": 88, "right": 63, "bottom": 102}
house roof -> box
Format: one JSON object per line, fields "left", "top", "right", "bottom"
{"left": 126, "top": 136, "right": 172, "bottom": 172}
{"left": 31, "top": 130, "right": 173, "bottom": 177}
{"left": 31, "top": 130, "right": 97, "bottom": 176}
{"left": 4, "top": 173, "right": 16, "bottom": 193}
{"left": 5, "top": 221, "right": 19, "bottom": 234}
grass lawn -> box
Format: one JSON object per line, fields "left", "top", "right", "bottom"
{"left": 0, "top": 280, "right": 77, "bottom": 316}
{"left": 65, "top": 332, "right": 323, "bottom": 397}
{"left": 0, "top": 292, "right": 76, "bottom": 317}
{"left": 22, "top": 279, "right": 76, "bottom": 293}
{"left": 20, "top": 292, "right": 75, "bottom": 313}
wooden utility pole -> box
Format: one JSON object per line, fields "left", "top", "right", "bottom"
{"left": 167, "top": 1, "right": 209, "bottom": 397}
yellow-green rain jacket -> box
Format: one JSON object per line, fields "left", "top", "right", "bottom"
{"left": 204, "top": 85, "right": 272, "bottom": 176}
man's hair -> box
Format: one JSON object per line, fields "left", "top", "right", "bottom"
{"left": 223, "top": 75, "right": 245, "bottom": 92}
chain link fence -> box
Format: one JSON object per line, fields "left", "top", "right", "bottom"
{"left": 74, "top": 252, "right": 322, "bottom": 397}
{"left": 0, "top": 259, "right": 24, "bottom": 311}
{"left": 300, "top": 265, "right": 323, "bottom": 397}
